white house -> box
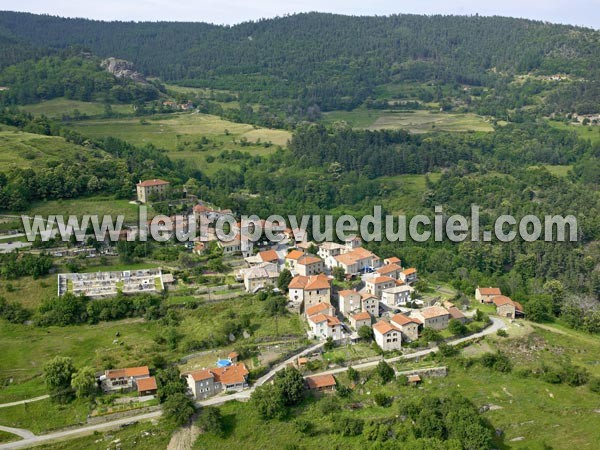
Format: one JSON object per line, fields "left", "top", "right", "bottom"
{"left": 185, "top": 363, "right": 249, "bottom": 400}
{"left": 337, "top": 290, "right": 362, "bottom": 317}
{"left": 412, "top": 306, "right": 450, "bottom": 330}
{"left": 288, "top": 273, "right": 331, "bottom": 307}
{"left": 400, "top": 268, "right": 418, "bottom": 284}
{"left": 373, "top": 320, "right": 402, "bottom": 351}
{"left": 296, "top": 254, "right": 325, "bottom": 276}
{"left": 381, "top": 284, "right": 414, "bottom": 307}
{"left": 390, "top": 313, "right": 420, "bottom": 342}
{"left": 365, "top": 276, "right": 396, "bottom": 298}
{"left": 308, "top": 314, "right": 343, "bottom": 340}
{"left": 350, "top": 311, "right": 372, "bottom": 330}
{"left": 360, "top": 292, "right": 380, "bottom": 317}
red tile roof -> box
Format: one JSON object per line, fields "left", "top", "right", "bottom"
{"left": 285, "top": 249, "right": 305, "bottom": 260}
{"left": 418, "top": 306, "right": 450, "bottom": 319}
{"left": 376, "top": 264, "right": 402, "bottom": 275}
{"left": 448, "top": 306, "right": 466, "bottom": 319}
{"left": 306, "top": 374, "right": 336, "bottom": 389}
{"left": 258, "top": 249, "right": 279, "bottom": 262}
{"left": 491, "top": 295, "right": 514, "bottom": 306}
{"left": 391, "top": 313, "right": 419, "bottom": 326}
{"left": 352, "top": 311, "right": 371, "bottom": 321}
{"left": 338, "top": 289, "right": 359, "bottom": 297}
{"left": 308, "top": 314, "right": 340, "bottom": 327}
{"left": 137, "top": 179, "right": 169, "bottom": 187}
{"left": 402, "top": 268, "right": 417, "bottom": 275}
{"left": 136, "top": 376, "right": 157, "bottom": 392}
{"left": 384, "top": 257, "right": 401, "bottom": 264}
{"left": 106, "top": 366, "right": 150, "bottom": 379}
{"left": 188, "top": 363, "right": 249, "bottom": 385}
{"left": 298, "top": 255, "right": 322, "bottom": 266}
{"left": 305, "top": 302, "right": 333, "bottom": 317}
{"left": 478, "top": 287, "right": 501, "bottom": 296}
{"left": 369, "top": 276, "right": 396, "bottom": 285}
{"left": 373, "top": 320, "right": 399, "bottom": 335}
{"left": 305, "top": 274, "right": 331, "bottom": 290}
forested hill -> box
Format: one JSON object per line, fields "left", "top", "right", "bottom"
{"left": 0, "top": 11, "right": 599, "bottom": 109}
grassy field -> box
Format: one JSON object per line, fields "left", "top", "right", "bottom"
{"left": 539, "top": 165, "right": 572, "bottom": 177}
{"left": 0, "top": 130, "right": 109, "bottom": 169}
{"left": 0, "top": 398, "right": 89, "bottom": 434}
{"left": 0, "top": 430, "right": 19, "bottom": 444}
{"left": 195, "top": 324, "right": 600, "bottom": 450}
{"left": 547, "top": 120, "right": 600, "bottom": 144}
{"left": 20, "top": 98, "right": 133, "bottom": 119}
{"left": 0, "top": 273, "right": 57, "bottom": 309}
{"left": 378, "top": 173, "right": 442, "bottom": 213}
{"left": 179, "top": 295, "right": 304, "bottom": 343}
{"left": 36, "top": 420, "right": 175, "bottom": 449}
{"left": 324, "top": 109, "right": 494, "bottom": 133}
{"left": 0, "top": 319, "right": 165, "bottom": 401}
{"left": 18, "top": 196, "right": 152, "bottom": 223}
{"left": 69, "top": 112, "right": 291, "bottom": 174}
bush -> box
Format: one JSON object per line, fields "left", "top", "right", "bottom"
{"left": 588, "top": 377, "right": 600, "bottom": 393}
{"left": 480, "top": 352, "right": 512, "bottom": 373}
{"left": 376, "top": 361, "right": 395, "bottom": 384}
{"left": 437, "top": 343, "right": 459, "bottom": 358}
{"left": 448, "top": 319, "right": 468, "bottom": 336}
{"left": 496, "top": 329, "right": 508, "bottom": 337}
{"left": 162, "top": 393, "right": 196, "bottom": 426}
{"left": 373, "top": 392, "right": 392, "bottom": 407}
{"left": 333, "top": 416, "right": 364, "bottom": 436}
{"left": 197, "top": 407, "right": 223, "bottom": 436}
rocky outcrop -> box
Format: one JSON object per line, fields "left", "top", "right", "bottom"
{"left": 101, "top": 57, "right": 147, "bottom": 83}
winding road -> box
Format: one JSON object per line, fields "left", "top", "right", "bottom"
{"left": 0, "top": 318, "right": 505, "bottom": 449}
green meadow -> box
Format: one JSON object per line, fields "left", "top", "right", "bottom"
{"left": 20, "top": 98, "right": 133, "bottom": 119}
{"left": 195, "top": 323, "right": 600, "bottom": 450}
{"left": 0, "top": 130, "right": 109, "bottom": 169}
{"left": 68, "top": 112, "right": 292, "bottom": 174}
{"left": 324, "top": 109, "right": 494, "bottom": 133}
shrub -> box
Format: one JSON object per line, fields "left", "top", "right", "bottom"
{"left": 373, "top": 392, "right": 392, "bottom": 407}
{"left": 496, "top": 329, "right": 508, "bottom": 337}
{"left": 588, "top": 377, "right": 600, "bottom": 393}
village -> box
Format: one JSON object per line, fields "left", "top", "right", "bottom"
{"left": 41, "top": 178, "right": 526, "bottom": 406}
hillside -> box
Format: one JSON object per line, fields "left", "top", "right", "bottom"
{"left": 0, "top": 11, "right": 598, "bottom": 112}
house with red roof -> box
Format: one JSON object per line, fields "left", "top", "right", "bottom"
{"left": 306, "top": 374, "right": 337, "bottom": 392}
{"left": 365, "top": 276, "right": 396, "bottom": 298}
{"left": 475, "top": 287, "right": 502, "bottom": 303}
{"left": 492, "top": 295, "right": 524, "bottom": 319}
{"left": 412, "top": 306, "right": 450, "bottom": 330}
{"left": 308, "top": 313, "right": 343, "bottom": 341}
{"left": 350, "top": 311, "right": 372, "bottom": 330}
{"left": 296, "top": 254, "right": 325, "bottom": 276}
{"left": 136, "top": 179, "right": 170, "bottom": 204}
{"left": 103, "top": 366, "right": 151, "bottom": 392}
{"left": 338, "top": 289, "right": 362, "bottom": 316}
{"left": 185, "top": 363, "right": 249, "bottom": 400}
{"left": 390, "top": 313, "right": 421, "bottom": 342}
{"left": 373, "top": 320, "right": 402, "bottom": 351}
{"left": 400, "top": 268, "right": 418, "bottom": 284}
{"left": 288, "top": 273, "right": 331, "bottom": 307}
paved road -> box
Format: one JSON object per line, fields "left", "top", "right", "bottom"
{"left": 0, "top": 321, "right": 502, "bottom": 449}
{"left": 0, "top": 396, "right": 49, "bottom": 410}
{"left": 312, "top": 317, "right": 505, "bottom": 377}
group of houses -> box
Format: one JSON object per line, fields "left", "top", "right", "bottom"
{"left": 475, "top": 287, "right": 524, "bottom": 319}
{"left": 100, "top": 365, "right": 158, "bottom": 397}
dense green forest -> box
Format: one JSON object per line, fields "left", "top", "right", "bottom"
{"left": 0, "top": 11, "right": 599, "bottom": 114}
